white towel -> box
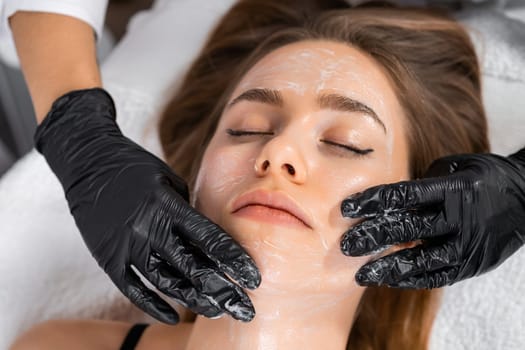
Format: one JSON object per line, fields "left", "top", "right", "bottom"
{"left": 430, "top": 248, "right": 525, "bottom": 350}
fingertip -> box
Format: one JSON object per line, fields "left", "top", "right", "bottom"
{"left": 355, "top": 260, "right": 388, "bottom": 286}
{"left": 341, "top": 229, "right": 373, "bottom": 257}
{"left": 341, "top": 197, "right": 360, "bottom": 217}
{"left": 230, "top": 303, "right": 256, "bottom": 322}
{"left": 157, "top": 310, "right": 181, "bottom": 325}
{"left": 355, "top": 270, "right": 375, "bottom": 287}
{"left": 244, "top": 274, "right": 262, "bottom": 290}
{"left": 212, "top": 294, "right": 256, "bottom": 323}
{"left": 218, "top": 288, "right": 256, "bottom": 322}
{"left": 225, "top": 257, "right": 261, "bottom": 290}
{"left": 341, "top": 191, "right": 383, "bottom": 218}
{"left": 131, "top": 291, "right": 181, "bottom": 325}
{"left": 122, "top": 272, "right": 181, "bottom": 325}
{"left": 340, "top": 233, "right": 362, "bottom": 257}
{"left": 238, "top": 312, "right": 256, "bottom": 323}
{"left": 340, "top": 237, "right": 352, "bottom": 256}
{"left": 137, "top": 293, "right": 181, "bottom": 325}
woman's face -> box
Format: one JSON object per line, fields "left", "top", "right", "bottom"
{"left": 193, "top": 40, "right": 410, "bottom": 295}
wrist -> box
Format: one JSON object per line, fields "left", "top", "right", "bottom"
{"left": 30, "top": 74, "right": 102, "bottom": 123}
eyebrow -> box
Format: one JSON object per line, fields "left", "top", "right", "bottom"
{"left": 317, "top": 93, "right": 386, "bottom": 133}
{"left": 227, "top": 88, "right": 284, "bottom": 108}
{"left": 227, "top": 88, "right": 386, "bottom": 133}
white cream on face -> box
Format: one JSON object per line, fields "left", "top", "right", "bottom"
{"left": 194, "top": 40, "right": 409, "bottom": 290}
{"left": 187, "top": 40, "right": 410, "bottom": 350}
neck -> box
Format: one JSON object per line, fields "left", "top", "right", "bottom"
{"left": 184, "top": 287, "right": 363, "bottom": 350}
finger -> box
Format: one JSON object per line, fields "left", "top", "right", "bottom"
{"left": 175, "top": 203, "right": 261, "bottom": 290}
{"left": 354, "top": 242, "right": 459, "bottom": 287}
{"left": 341, "top": 211, "right": 450, "bottom": 256}
{"left": 120, "top": 266, "right": 180, "bottom": 324}
{"left": 389, "top": 266, "right": 460, "bottom": 289}
{"left": 141, "top": 253, "right": 224, "bottom": 318}
{"left": 341, "top": 177, "right": 449, "bottom": 218}
{"left": 159, "top": 235, "right": 255, "bottom": 322}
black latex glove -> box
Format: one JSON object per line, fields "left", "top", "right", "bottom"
{"left": 34, "top": 88, "right": 260, "bottom": 323}
{"left": 340, "top": 149, "right": 525, "bottom": 289}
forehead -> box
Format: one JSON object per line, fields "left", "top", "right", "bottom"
{"left": 233, "top": 40, "right": 402, "bottom": 128}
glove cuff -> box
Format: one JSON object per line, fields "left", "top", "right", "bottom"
{"left": 33, "top": 88, "right": 123, "bottom": 195}
{"left": 34, "top": 88, "right": 117, "bottom": 155}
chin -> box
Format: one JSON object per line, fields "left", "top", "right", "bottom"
{"left": 219, "top": 217, "right": 360, "bottom": 294}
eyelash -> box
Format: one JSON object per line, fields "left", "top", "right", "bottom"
{"left": 226, "top": 129, "right": 373, "bottom": 156}
{"left": 226, "top": 129, "right": 273, "bottom": 136}
{"left": 319, "top": 139, "right": 373, "bottom": 156}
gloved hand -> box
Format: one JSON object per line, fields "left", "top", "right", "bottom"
{"left": 34, "top": 88, "right": 260, "bottom": 323}
{"left": 340, "top": 149, "right": 525, "bottom": 289}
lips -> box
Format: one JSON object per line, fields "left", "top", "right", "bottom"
{"left": 231, "top": 189, "right": 312, "bottom": 229}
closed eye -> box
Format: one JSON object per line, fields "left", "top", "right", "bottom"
{"left": 226, "top": 129, "right": 274, "bottom": 136}
{"left": 320, "top": 139, "right": 373, "bottom": 156}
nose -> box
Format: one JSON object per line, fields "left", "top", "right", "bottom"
{"left": 254, "top": 139, "right": 307, "bottom": 184}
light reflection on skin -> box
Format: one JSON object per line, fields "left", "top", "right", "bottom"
{"left": 187, "top": 40, "right": 411, "bottom": 350}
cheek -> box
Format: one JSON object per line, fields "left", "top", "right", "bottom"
{"left": 319, "top": 152, "right": 410, "bottom": 252}
{"left": 193, "top": 142, "right": 255, "bottom": 221}
{"left": 303, "top": 158, "right": 410, "bottom": 293}
{"left": 320, "top": 160, "right": 387, "bottom": 237}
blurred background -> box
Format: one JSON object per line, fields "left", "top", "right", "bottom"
{"left": 0, "top": 0, "right": 523, "bottom": 177}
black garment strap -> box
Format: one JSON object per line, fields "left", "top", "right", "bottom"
{"left": 119, "top": 323, "right": 150, "bottom": 350}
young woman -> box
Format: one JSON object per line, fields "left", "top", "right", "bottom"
{"left": 11, "top": 1, "right": 488, "bottom": 349}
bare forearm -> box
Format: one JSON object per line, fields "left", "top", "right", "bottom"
{"left": 9, "top": 12, "right": 102, "bottom": 123}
